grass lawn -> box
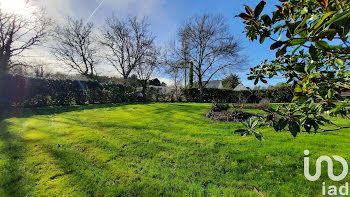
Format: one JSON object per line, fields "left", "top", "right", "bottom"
{"left": 0, "top": 103, "right": 350, "bottom": 196}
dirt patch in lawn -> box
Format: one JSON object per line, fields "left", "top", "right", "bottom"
{"left": 206, "top": 110, "right": 257, "bottom": 122}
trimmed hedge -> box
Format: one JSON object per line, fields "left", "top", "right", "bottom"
{"left": 182, "top": 87, "right": 294, "bottom": 103}
{"left": 0, "top": 74, "right": 294, "bottom": 108}
{"left": 0, "top": 74, "right": 136, "bottom": 108}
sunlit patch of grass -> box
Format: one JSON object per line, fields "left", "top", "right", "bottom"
{"left": 0, "top": 103, "right": 349, "bottom": 196}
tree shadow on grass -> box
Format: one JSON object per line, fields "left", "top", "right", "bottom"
{"left": 0, "top": 121, "right": 35, "bottom": 196}
{"left": 43, "top": 145, "right": 131, "bottom": 196}
{"left": 42, "top": 134, "right": 185, "bottom": 196}
{"left": 0, "top": 102, "right": 154, "bottom": 121}
{"left": 0, "top": 102, "right": 209, "bottom": 122}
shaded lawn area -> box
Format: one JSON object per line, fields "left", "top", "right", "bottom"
{"left": 0, "top": 103, "right": 349, "bottom": 196}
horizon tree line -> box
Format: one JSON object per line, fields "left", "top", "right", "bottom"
{"left": 0, "top": 1, "right": 244, "bottom": 102}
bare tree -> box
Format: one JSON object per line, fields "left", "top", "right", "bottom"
{"left": 28, "top": 59, "right": 52, "bottom": 78}
{"left": 178, "top": 14, "right": 242, "bottom": 102}
{"left": 167, "top": 65, "right": 183, "bottom": 101}
{"left": 164, "top": 38, "right": 190, "bottom": 88}
{"left": 33, "top": 64, "right": 44, "bottom": 77}
{"left": 135, "top": 49, "right": 159, "bottom": 101}
{"left": 181, "top": 36, "right": 190, "bottom": 87}
{"left": 52, "top": 17, "right": 99, "bottom": 78}
{"left": 100, "top": 16, "right": 156, "bottom": 84}
{"left": 0, "top": 6, "right": 50, "bottom": 74}
{"left": 163, "top": 45, "right": 183, "bottom": 100}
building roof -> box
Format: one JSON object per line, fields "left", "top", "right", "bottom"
{"left": 148, "top": 85, "right": 173, "bottom": 94}
{"left": 233, "top": 83, "right": 249, "bottom": 91}
{"left": 204, "top": 80, "right": 223, "bottom": 89}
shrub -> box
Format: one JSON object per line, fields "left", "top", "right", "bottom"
{"left": 206, "top": 110, "right": 256, "bottom": 122}
{"left": 259, "top": 98, "right": 270, "bottom": 105}
{"left": 146, "top": 87, "right": 163, "bottom": 102}
{"left": 232, "top": 103, "right": 270, "bottom": 110}
{"left": 0, "top": 74, "right": 136, "bottom": 108}
{"left": 182, "top": 87, "right": 293, "bottom": 103}
{"left": 211, "top": 102, "right": 230, "bottom": 112}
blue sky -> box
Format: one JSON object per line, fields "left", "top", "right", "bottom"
{"left": 33, "top": 0, "right": 285, "bottom": 87}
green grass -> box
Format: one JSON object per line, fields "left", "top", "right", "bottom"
{"left": 0, "top": 103, "right": 349, "bottom": 196}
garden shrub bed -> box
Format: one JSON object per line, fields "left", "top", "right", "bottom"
{"left": 232, "top": 103, "right": 270, "bottom": 109}
{"left": 183, "top": 87, "right": 293, "bottom": 103}
{"left": 0, "top": 74, "right": 136, "bottom": 108}
{"left": 206, "top": 110, "right": 257, "bottom": 122}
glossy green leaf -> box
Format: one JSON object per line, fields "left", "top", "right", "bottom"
{"left": 295, "top": 15, "right": 310, "bottom": 35}
{"left": 260, "top": 78, "right": 267, "bottom": 83}
{"left": 237, "top": 13, "right": 252, "bottom": 20}
{"left": 248, "top": 76, "right": 256, "bottom": 80}
{"left": 344, "top": 71, "right": 350, "bottom": 77}
{"left": 254, "top": 1, "right": 266, "bottom": 18}
{"left": 276, "top": 46, "right": 287, "bottom": 57}
{"left": 313, "top": 11, "right": 336, "bottom": 30}
{"left": 261, "top": 14, "right": 272, "bottom": 26}
{"left": 288, "top": 121, "right": 300, "bottom": 137}
{"left": 295, "top": 85, "right": 303, "bottom": 93}
{"left": 273, "top": 119, "right": 288, "bottom": 131}
{"left": 254, "top": 78, "right": 259, "bottom": 85}
{"left": 259, "top": 35, "right": 266, "bottom": 44}
{"left": 315, "top": 41, "right": 329, "bottom": 49}
{"left": 270, "top": 41, "right": 285, "bottom": 50}
{"left": 253, "top": 131, "right": 263, "bottom": 141}
{"left": 327, "top": 89, "right": 332, "bottom": 98}
{"left": 335, "top": 59, "right": 344, "bottom": 66}
{"left": 298, "top": 30, "right": 307, "bottom": 38}
{"left": 306, "top": 63, "right": 316, "bottom": 73}
{"left": 309, "top": 45, "right": 319, "bottom": 61}
{"left": 324, "top": 10, "right": 350, "bottom": 28}
{"left": 300, "top": 7, "right": 308, "bottom": 15}
{"left": 295, "top": 63, "right": 305, "bottom": 73}
{"left": 318, "top": 29, "right": 337, "bottom": 40}
{"left": 289, "top": 38, "right": 308, "bottom": 46}
{"left": 251, "top": 119, "right": 259, "bottom": 129}
{"left": 245, "top": 5, "right": 254, "bottom": 17}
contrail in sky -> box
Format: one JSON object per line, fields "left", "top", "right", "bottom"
{"left": 84, "top": 0, "right": 105, "bottom": 26}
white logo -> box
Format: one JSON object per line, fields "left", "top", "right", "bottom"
{"left": 304, "top": 150, "right": 348, "bottom": 181}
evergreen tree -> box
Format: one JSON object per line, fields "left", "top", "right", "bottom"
{"left": 222, "top": 74, "right": 240, "bottom": 89}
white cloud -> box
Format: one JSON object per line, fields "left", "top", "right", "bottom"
{"left": 152, "top": 76, "right": 175, "bottom": 86}
{"left": 102, "top": 0, "right": 166, "bottom": 17}
{"left": 32, "top": 0, "right": 167, "bottom": 24}
{"left": 11, "top": 0, "right": 174, "bottom": 82}
{"left": 33, "top": 0, "right": 75, "bottom": 21}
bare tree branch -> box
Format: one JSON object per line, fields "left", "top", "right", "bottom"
{"left": 0, "top": 5, "right": 50, "bottom": 74}
{"left": 51, "top": 17, "right": 99, "bottom": 78}
{"left": 135, "top": 47, "right": 159, "bottom": 101}
{"left": 100, "top": 16, "right": 156, "bottom": 84}
{"left": 177, "top": 14, "right": 243, "bottom": 101}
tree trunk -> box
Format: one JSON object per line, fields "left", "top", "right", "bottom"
{"left": 0, "top": 61, "right": 8, "bottom": 74}
{"left": 198, "top": 75, "right": 203, "bottom": 103}
{"left": 174, "top": 75, "right": 177, "bottom": 102}
{"left": 188, "top": 62, "right": 193, "bottom": 89}
{"left": 184, "top": 65, "right": 187, "bottom": 88}
{"left": 0, "top": 60, "right": 10, "bottom": 74}
{"left": 141, "top": 80, "right": 147, "bottom": 102}
{"left": 123, "top": 75, "right": 128, "bottom": 85}
{"left": 0, "top": 49, "right": 11, "bottom": 74}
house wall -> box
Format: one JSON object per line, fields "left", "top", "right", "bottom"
{"left": 218, "top": 82, "right": 223, "bottom": 89}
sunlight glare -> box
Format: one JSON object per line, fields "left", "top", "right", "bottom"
{"left": 0, "top": 0, "right": 34, "bottom": 17}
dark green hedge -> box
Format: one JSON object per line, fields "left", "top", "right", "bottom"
{"left": 0, "top": 74, "right": 136, "bottom": 108}
{"left": 182, "top": 87, "right": 294, "bottom": 103}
